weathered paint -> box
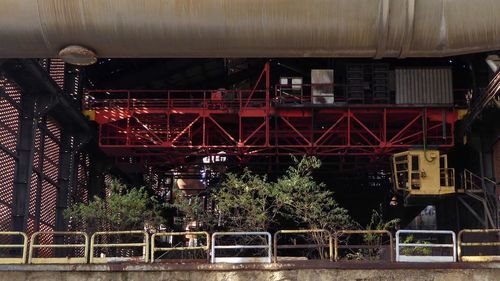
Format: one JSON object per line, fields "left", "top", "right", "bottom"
{"left": 0, "top": 263, "right": 499, "bottom": 281}
{"left": 0, "top": 0, "right": 500, "bottom": 58}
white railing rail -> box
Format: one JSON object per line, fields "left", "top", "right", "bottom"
{"left": 396, "top": 230, "right": 456, "bottom": 262}
{"left": 211, "top": 232, "right": 272, "bottom": 263}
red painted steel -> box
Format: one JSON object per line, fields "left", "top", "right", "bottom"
{"left": 86, "top": 64, "right": 459, "bottom": 168}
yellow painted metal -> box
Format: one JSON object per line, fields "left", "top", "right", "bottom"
{"left": 458, "top": 229, "right": 500, "bottom": 262}
{"left": 392, "top": 150, "right": 455, "bottom": 197}
{"left": 90, "top": 230, "right": 149, "bottom": 263}
{"left": 457, "top": 109, "right": 469, "bottom": 120}
{"left": 0, "top": 232, "right": 28, "bottom": 264}
{"left": 273, "top": 229, "right": 333, "bottom": 262}
{"left": 28, "top": 232, "right": 89, "bottom": 264}
{"left": 334, "top": 230, "right": 394, "bottom": 262}
{"left": 150, "top": 231, "right": 210, "bottom": 263}
{"left": 82, "top": 110, "right": 96, "bottom": 121}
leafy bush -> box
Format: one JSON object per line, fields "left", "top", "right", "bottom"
{"left": 400, "top": 235, "right": 432, "bottom": 256}
{"left": 65, "top": 179, "right": 164, "bottom": 232}
{"left": 170, "top": 156, "right": 355, "bottom": 259}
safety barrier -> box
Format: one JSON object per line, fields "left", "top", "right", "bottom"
{"left": 2, "top": 228, "right": 500, "bottom": 264}
{"left": 28, "top": 232, "right": 89, "bottom": 264}
{"left": 458, "top": 229, "right": 500, "bottom": 262}
{"left": 151, "top": 231, "right": 210, "bottom": 262}
{"left": 0, "top": 232, "right": 28, "bottom": 264}
{"left": 90, "top": 231, "right": 149, "bottom": 263}
{"left": 273, "top": 229, "right": 333, "bottom": 262}
{"left": 334, "top": 230, "right": 393, "bottom": 262}
{"left": 396, "top": 230, "right": 456, "bottom": 262}
{"left": 211, "top": 232, "right": 272, "bottom": 263}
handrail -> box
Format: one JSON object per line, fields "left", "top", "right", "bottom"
{"left": 90, "top": 230, "right": 149, "bottom": 263}
{"left": 0, "top": 232, "right": 28, "bottom": 264}
{"left": 458, "top": 229, "right": 500, "bottom": 262}
{"left": 396, "top": 230, "right": 456, "bottom": 262}
{"left": 273, "top": 229, "right": 333, "bottom": 262}
{"left": 211, "top": 232, "right": 272, "bottom": 264}
{"left": 28, "top": 231, "right": 89, "bottom": 264}
{"left": 151, "top": 231, "right": 210, "bottom": 263}
{"left": 334, "top": 230, "right": 393, "bottom": 262}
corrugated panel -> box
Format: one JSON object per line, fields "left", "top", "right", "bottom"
{"left": 395, "top": 68, "right": 453, "bottom": 105}
{"left": 49, "top": 59, "right": 65, "bottom": 89}
{"left": 0, "top": 150, "right": 16, "bottom": 206}
{"left": 39, "top": 180, "right": 57, "bottom": 227}
{"left": 494, "top": 140, "right": 500, "bottom": 193}
{"left": 0, "top": 76, "right": 20, "bottom": 232}
{"left": 27, "top": 172, "right": 40, "bottom": 236}
{"left": 0, "top": 150, "right": 16, "bottom": 231}
{"left": 43, "top": 136, "right": 60, "bottom": 182}
{"left": 0, "top": 77, "right": 22, "bottom": 104}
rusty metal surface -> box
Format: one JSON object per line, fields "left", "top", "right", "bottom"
{"left": 0, "top": 0, "right": 500, "bottom": 58}
{"left": 0, "top": 261, "right": 499, "bottom": 272}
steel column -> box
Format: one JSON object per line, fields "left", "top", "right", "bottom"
{"left": 11, "top": 94, "right": 37, "bottom": 232}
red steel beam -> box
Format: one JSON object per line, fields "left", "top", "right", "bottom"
{"left": 86, "top": 63, "right": 460, "bottom": 170}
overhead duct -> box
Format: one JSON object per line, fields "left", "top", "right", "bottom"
{"left": 0, "top": 0, "right": 499, "bottom": 58}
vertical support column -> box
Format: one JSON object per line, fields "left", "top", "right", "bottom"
{"left": 88, "top": 154, "right": 106, "bottom": 199}
{"left": 33, "top": 116, "right": 46, "bottom": 233}
{"left": 55, "top": 132, "right": 73, "bottom": 231}
{"left": 11, "top": 94, "right": 37, "bottom": 232}
{"left": 54, "top": 132, "right": 73, "bottom": 256}
{"left": 265, "top": 62, "right": 270, "bottom": 146}
{"left": 63, "top": 64, "right": 82, "bottom": 109}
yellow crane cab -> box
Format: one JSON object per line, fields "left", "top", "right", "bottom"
{"left": 391, "top": 150, "right": 455, "bottom": 205}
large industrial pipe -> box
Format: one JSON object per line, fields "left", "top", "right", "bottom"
{"left": 0, "top": 0, "right": 499, "bottom": 58}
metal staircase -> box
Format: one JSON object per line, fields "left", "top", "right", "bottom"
{"left": 457, "top": 169, "right": 499, "bottom": 228}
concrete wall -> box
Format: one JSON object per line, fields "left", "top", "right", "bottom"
{"left": 1, "top": 264, "right": 499, "bottom": 281}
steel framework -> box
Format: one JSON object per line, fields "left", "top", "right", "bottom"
{"left": 86, "top": 64, "right": 459, "bottom": 169}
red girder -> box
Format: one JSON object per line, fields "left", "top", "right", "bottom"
{"left": 85, "top": 63, "right": 459, "bottom": 169}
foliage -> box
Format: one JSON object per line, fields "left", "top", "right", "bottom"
{"left": 65, "top": 179, "right": 164, "bottom": 232}
{"left": 344, "top": 208, "right": 400, "bottom": 261}
{"left": 400, "top": 235, "right": 432, "bottom": 256}
{"left": 169, "top": 156, "right": 355, "bottom": 259}
{"left": 170, "top": 156, "right": 354, "bottom": 233}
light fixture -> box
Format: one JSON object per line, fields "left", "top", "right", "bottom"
{"left": 389, "top": 196, "right": 398, "bottom": 206}
{"left": 58, "top": 45, "right": 97, "bottom": 66}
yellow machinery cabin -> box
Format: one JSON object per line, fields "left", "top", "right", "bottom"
{"left": 392, "top": 150, "right": 455, "bottom": 199}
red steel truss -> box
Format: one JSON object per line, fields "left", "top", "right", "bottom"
{"left": 85, "top": 63, "right": 459, "bottom": 169}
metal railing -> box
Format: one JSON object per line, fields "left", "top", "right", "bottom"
{"left": 396, "top": 230, "right": 456, "bottom": 262}
{"left": 0, "top": 232, "right": 28, "bottom": 264}
{"left": 90, "top": 230, "right": 149, "bottom": 263}
{"left": 440, "top": 168, "right": 455, "bottom": 188}
{"left": 458, "top": 229, "right": 500, "bottom": 262}
{"left": 28, "top": 232, "right": 89, "bottom": 264}
{"left": 151, "top": 231, "right": 210, "bottom": 263}
{"left": 334, "top": 230, "right": 393, "bottom": 262}
{"left": 211, "top": 232, "right": 272, "bottom": 263}
{"left": 2, "top": 228, "right": 500, "bottom": 264}
{"left": 273, "top": 229, "right": 333, "bottom": 262}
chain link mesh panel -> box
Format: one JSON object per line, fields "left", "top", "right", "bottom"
{"left": 0, "top": 76, "right": 20, "bottom": 231}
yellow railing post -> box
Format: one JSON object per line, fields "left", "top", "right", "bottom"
{"left": 90, "top": 230, "right": 149, "bottom": 263}
{"left": 458, "top": 229, "right": 500, "bottom": 262}
{"left": 28, "top": 231, "right": 89, "bottom": 264}
{"left": 0, "top": 232, "right": 28, "bottom": 264}
{"left": 150, "top": 231, "right": 210, "bottom": 263}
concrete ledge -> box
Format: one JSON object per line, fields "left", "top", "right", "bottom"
{"left": 1, "top": 261, "right": 499, "bottom": 271}
{"left": 1, "top": 263, "right": 499, "bottom": 281}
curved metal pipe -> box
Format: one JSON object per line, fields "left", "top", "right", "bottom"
{"left": 0, "top": 0, "right": 499, "bottom": 58}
